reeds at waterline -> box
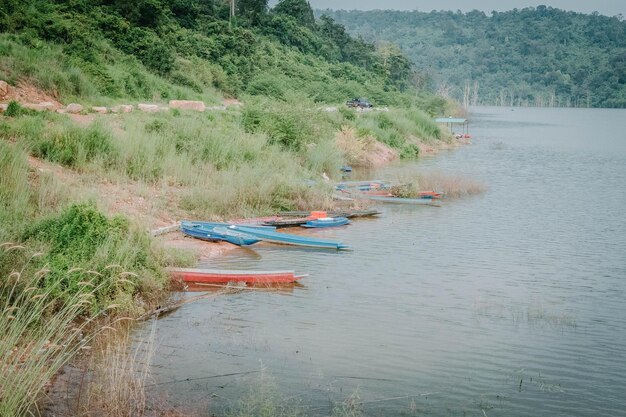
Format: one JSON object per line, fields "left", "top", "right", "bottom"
{"left": 391, "top": 171, "right": 486, "bottom": 199}
{"left": 0, "top": 246, "right": 106, "bottom": 417}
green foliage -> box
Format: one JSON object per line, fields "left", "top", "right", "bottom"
{"left": 272, "top": 0, "right": 315, "bottom": 28}
{"left": 348, "top": 108, "right": 446, "bottom": 159}
{"left": 1, "top": 114, "right": 118, "bottom": 168}
{"left": 241, "top": 95, "right": 334, "bottom": 151}
{"left": 22, "top": 203, "right": 164, "bottom": 311}
{"left": 0, "top": 142, "right": 31, "bottom": 241}
{"left": 0, "top": 247, "right": 104, "bottom": 417}
{"left": 4, "top": 100, "right": 24, "bottom": 117}
{"left": 325, "top": 7, "right": 626, "bottom": 108}
{"left": 237, "top": 0, "right": 269, "bottom": 25}
{"left": 0, "top": 0, "right": 429, "bottom": 106}
{"left": 246, "top": 71, "right": 289, "bottom": 99}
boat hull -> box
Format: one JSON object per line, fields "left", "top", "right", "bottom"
{"left": 302, "top": 217, "right": 350, "bottom": 228}
{"left": 168, "top": 267, "right": 304, "bottom": 284}
{"left": 232, "top": 225, "right": 350, "bottom": 250}
{"left": 181, "top": 221, "right": 261, "bottom": 246}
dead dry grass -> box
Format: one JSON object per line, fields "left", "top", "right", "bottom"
{"left": 335, "top": 126, "right": 398, "bottom": 167}
{"left": 44, "top": 321, "right": 194, "bottom": 417}
{"left": 409, "top": 171, "right": 486, "bottom": 198}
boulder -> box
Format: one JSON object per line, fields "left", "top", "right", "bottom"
{"left": 0, "top": 80, "right": 8, "bottom": 97}
{"left": 111, "top": 104, "right": 133, "bottom": 113}
{"left": 138, "top": 103, "right": 159, "bottom": 112}
{"left": 92, "top": 106, "right": 108, "bottom": 114}
{"left": 169, "top": 100, "right": 205, "bottom": 112}
{"left": 0, "top": 103, "right": 7, "bottom": 112}
{"left": 66, "top": 103, "right": 84, "bottom": 114}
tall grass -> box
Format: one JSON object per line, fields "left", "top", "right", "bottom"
{"left": 77, "top": 321, "right": 157, "bottom": 417}
{"left": 227, "top": 370, "right": 303, "bottom": 417}
{"left": 2, "top": 102, "right": 456, "bottom": 222}
{"left": 394, "top": 171, "right": 486, "bottom": 198}
{"left": 350, "top": 108, "right": 451, "bottom": 159}
{"left": 181, "top": 158, "right": 333, "bottom": 218}
{"left": 20, "top": 203, "right": 168, "bottom": 314}
{"left": 0, "top": 142, "right": 32, "bottom": 241}
{"left": 1, "top": 113, "right": 118, "bottom": 170}
{"left": 0, "top": 34, "right": 222, "bottom": 105}
{"left": 0, "top": 246, "right": 105, "bottom": 417}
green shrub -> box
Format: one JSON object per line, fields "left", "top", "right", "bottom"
{"left": 246, "top": 72, "right": 288, "bottom": 100}
{"left": 34, "top": 122, "right": 117, "bottom": 168}
{"left": 400, "top": 143, "right": 420, "bottom": 159}
{"left": 2, "top": 116, "right": 120, "bottom": 169}
{"left": 338, "top": 106, "right": 356, "bottom": 121}
{"left": 376, "top": 112, "right": 394, "bottom": 130}
{"left": 5, "top": 100, "right": 24, "bottom": 117}
{"left": 22, "top": 203, "right": 165, "bottom": 312}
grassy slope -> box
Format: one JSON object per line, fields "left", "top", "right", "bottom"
{"left": 0, "top": 0, "right": 458, "bottom": 308}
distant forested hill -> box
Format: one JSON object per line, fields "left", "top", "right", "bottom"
{"left": 320, "top": 7, "right": 626, "bottom": 108}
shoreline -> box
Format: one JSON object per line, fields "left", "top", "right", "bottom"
{"left": 4, "top": 94, "right": 467, "bottom": 417}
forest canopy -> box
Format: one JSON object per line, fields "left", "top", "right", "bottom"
{"left": 0, "top": 0, "right": 432, "bottom": 106}
{"left": 321, "top": 6, "right": 626, "bottom": 108}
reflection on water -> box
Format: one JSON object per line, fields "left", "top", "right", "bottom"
{"left": 137, "top": 107, "right": 626, "bottom": 416}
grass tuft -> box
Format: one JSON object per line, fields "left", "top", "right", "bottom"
{"left": 0, "top": 251, "right": 105, "bottom": 417}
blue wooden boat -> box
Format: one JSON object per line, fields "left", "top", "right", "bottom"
{"left": 302, "top": 217, "right": 350, "bottom": 228}
{"left": 181, "top": 222, "right": 261, "bottom": 246}
{"left": 211, "top": 227, "right": 261, "bottom": 246}
{"left": 180, "top": 222, "right": 221, "bottom": 242}
{"left": 229, "top": 225, "right": 350, "bottom": 250}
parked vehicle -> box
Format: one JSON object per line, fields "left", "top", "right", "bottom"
{"left": 346, "top": 98, "right": 373, "bottom": 108}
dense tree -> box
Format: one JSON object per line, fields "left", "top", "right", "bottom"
{"left": 0, "top": 0, "right": 427, "bottom": 105}
{"left": 323, "top": 7, "right": 626, "bottom": 107}
{"left": 236, "top": 0, "right": 268, "bottom": 25}
{"left": 272, "top": 0, "right": 315, "bottom": 28}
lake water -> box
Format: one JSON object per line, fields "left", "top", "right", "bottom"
{"left": 139, "top": 107, "right": 626, "bottom": 416}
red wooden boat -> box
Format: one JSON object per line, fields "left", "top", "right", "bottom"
{"left": 168, "top": 267, "right": 306, "bottom": 284}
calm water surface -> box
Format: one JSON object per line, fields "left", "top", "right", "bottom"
{"left": 139, "top": 107, "right": 626, "bottom": 416}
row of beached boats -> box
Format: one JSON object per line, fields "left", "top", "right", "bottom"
{"left": 180, "top": 220, "right": 351, "bottom": 250}
{"left": 173, "top": 216, "right": 354, "bottom": 286}
{"left": 172, "top": 180, "right": 444, "bottom": 287}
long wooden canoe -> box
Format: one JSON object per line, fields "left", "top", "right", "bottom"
{"left": 301, "top": 217, "right": 350, "bottom": 228}
{"left": 168, "top": 267, "right": 306, "bottom": 284}
{"left": 231, "top": 225, "right": 350, "bottom": 250}
{"left": 180, "top": 222, "right": 261, "bottom": 246}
